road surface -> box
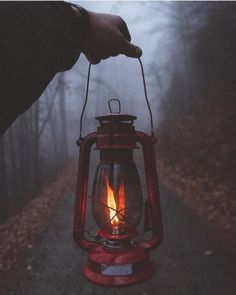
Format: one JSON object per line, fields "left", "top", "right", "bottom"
{"left": 2, "top": 190, "right": 236, "bottom": 295}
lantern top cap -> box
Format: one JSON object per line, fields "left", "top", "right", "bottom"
{"left": 95, "top": 113, "right": 137, "bottom": 123}
{"left": 95, "top": 99, "right": 137, "bottom": 123}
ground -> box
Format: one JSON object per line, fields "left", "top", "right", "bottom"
{"left": 1, "top": 190, "right": 235, "bottom": 295}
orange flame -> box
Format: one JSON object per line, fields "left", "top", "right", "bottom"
{"left": 105, "top": 176, "right": 125, "bottom": 226}
{"left": 118, "top": 182, "right": 125, "bottom": 214}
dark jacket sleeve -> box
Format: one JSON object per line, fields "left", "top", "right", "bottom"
{"left": 0, "top": 1, "right": 89, "bottom": 135}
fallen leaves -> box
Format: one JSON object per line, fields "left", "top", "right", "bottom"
{"left": 204, "top": 250, "right": 213, "bottom": 256}
{"left": 156, "top": 95, "right": 236, "bottom": 253}
{"left": 0, "top": 161, "right": 76, "bottom": 284}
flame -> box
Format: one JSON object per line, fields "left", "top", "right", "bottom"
{"left": 105, "top": 176, "right": 119, "bottom": 225}
{"left": 105, "top": 176, "right": 125, "bottom": 226}
{"left": 118, "top": 182, "right": 125, "bottom": 213}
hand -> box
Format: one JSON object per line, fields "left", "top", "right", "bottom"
{"left": 82, "top": 11, "right": 142, "bottom": 64}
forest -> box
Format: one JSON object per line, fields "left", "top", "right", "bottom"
{"left": 0, "top": 1, "right": 235, "bottom": 294}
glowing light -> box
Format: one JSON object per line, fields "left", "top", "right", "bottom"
{"left": 105, "top": 177, "right": 125, "bottom": 225}
{"left": 118, "top": 181, "right": 125, "bottom": 214}
{"left": 105, "top": 176, "right": 119, "bottom": 225}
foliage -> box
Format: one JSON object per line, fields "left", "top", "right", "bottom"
{"left": 155, "top": 1, "right": 236, "bottom": 242}
{"left": 189, "top": 2, "right": 236, "bottom": 100}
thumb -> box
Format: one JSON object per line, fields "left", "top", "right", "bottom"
{"left": 121, "top": 40, "right": 142, "bottom": 58}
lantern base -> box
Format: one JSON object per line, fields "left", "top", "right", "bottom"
{"left": 83, "top": 244, "right": 155, "bottom": 286}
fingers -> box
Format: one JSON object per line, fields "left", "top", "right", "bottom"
{"left": 120, "top": 40, "right": 142, "bottom": 58}
{"left": 83, "top": 12, "right": 143, "bottom": 63}
{"left": 85, "top": 51, "right": 117, "bottom": 64}
{"left": 85, "top": 42, "right": 142, "bottom": 64}
{"left": 117, "top": 17, "right": 142, "bottom": 58}
{"left": 118, "top": 18, "right": 131, "bottom": 42}
{"left": 90, "top": 57, "right": 101, "bottom": 64}
{"left": 85, "top": 53, "right": 101, "bottom": 64}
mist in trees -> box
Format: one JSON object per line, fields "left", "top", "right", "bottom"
{"left": 1, "top": 1, "right": 235, "bottom": 222}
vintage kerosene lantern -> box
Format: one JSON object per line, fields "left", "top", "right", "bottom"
{"left": 73, "top": 59, "right": 163, "bottom": 286}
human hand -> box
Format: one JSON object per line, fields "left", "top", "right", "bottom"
{"left": 82, "top": 11, "right": 142, "bottom": 64}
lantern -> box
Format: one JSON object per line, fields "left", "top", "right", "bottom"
{"left": 73, "top": 59, "right": 163, "bottom": 286}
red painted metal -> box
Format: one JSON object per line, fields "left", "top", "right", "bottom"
{"left": 73, "top": 132, "right": 97, "bottom": 250}
{"left": 83, "top": 244, "right": 155, "bottom": 286}
{"left": 73, "top": 112, "right": 163, "bottom": 286}
{"left": 136, "top": 131, "right": 163, "bottom": 249}
{"left": 96, "top": 114, "right": 137, "bottom": 150}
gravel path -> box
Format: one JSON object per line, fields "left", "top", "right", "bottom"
{"left": 2, "top": 190, "right": 235, "bottom": 295}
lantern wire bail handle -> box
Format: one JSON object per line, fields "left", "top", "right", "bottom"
{"left": 79, "top": 57, "right": 154, "bottom": 141}
{"left": 138, "top": 58, "right": 155, "bottom": 137}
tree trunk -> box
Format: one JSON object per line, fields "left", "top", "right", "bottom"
{"left": 58, "top": 73, "right": 69, "bottom": 162}
{"left": 0, "top": 136, "right": 8, "bottom": 221}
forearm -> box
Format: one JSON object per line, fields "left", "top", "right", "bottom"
{"left": 0, "top": 1, "right": 89, "bottom": 135}
{"left": 0, "top": 1, "right": 142, "bottom": 135}
{"left": 0, "top": 1, "right": 89, "bottom": 72}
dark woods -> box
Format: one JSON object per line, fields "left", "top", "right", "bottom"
{"left": 0, "top": 74, "right": 69, "bottom": 222}
{"left": 0, "top": 1, "right": 235, "bottom": 223}
{"left": 156, "top": 2, "right": 236, "bottom": 195}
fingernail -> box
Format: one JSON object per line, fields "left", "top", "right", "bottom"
{"left": 136, "top": 47, "right": 142, "bottom": 57}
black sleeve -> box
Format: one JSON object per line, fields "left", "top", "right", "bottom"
{"left": 0, "top": 1, "right": 89, "bottom": 135}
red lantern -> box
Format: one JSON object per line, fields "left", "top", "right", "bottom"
{"left": 73, "top": 59, "right": 163, "bottom": 286}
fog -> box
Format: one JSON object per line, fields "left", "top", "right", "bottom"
{"left": 1, "top": 1, "right": 235, "bottom": 223}
{"left": 66, "top": 1, "right": 179, "bottom": 148}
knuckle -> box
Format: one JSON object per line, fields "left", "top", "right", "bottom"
{"left": 117, "top": 15, "right": 125, "bottom": 26}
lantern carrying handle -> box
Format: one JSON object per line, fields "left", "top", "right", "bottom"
{"left": 79, "top": 58, "right": 154, "bottom": 140}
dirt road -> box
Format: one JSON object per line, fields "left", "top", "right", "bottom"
{"left": 2, "top": 190, "right": 235, "bottom": 295}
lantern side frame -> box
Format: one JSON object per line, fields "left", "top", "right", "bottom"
{"left": 73, "top": 132, "right": 98, "bottom": 250}
{"left": 135, "top": 131, "right": 163, "bottom": 250}
{"left": 73, "top": 131, "right": 163, "bottom": 251}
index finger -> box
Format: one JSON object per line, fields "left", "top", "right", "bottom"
{"left": 120, "top": 39, "right": 143, "bottom": 58}
{"left": 118, "top": 17, "right": 131, "bottom": 42}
